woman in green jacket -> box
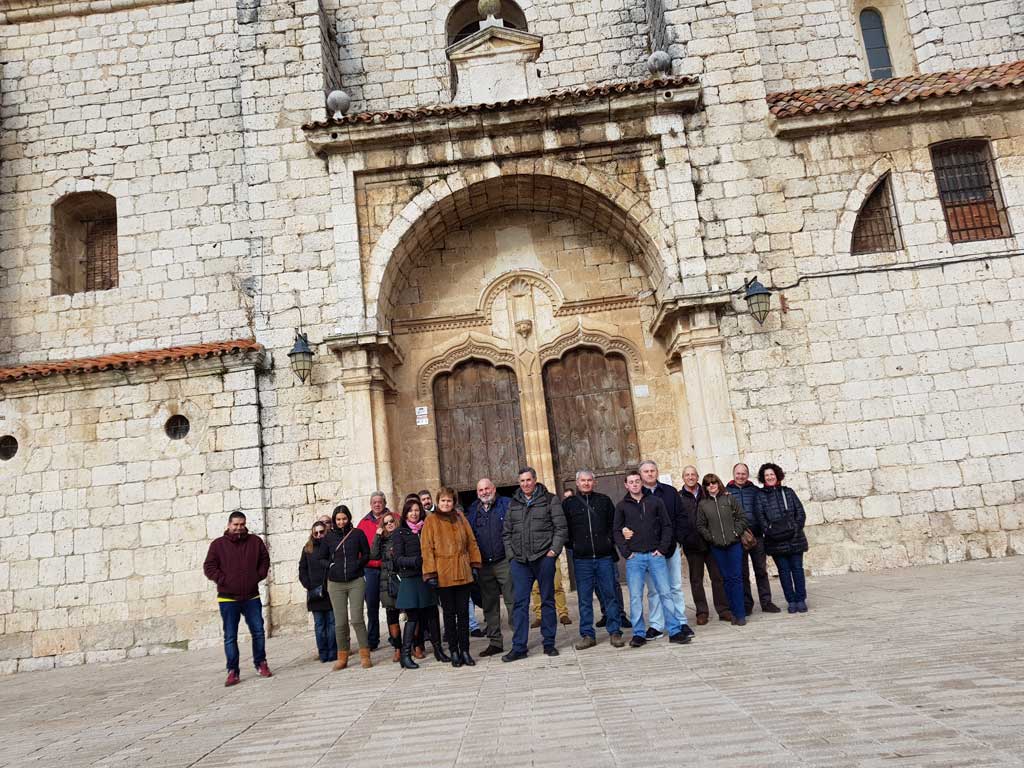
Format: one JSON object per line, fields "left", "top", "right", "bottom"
{"left": 696, "top": 473, "right": 750, "bottom": 626}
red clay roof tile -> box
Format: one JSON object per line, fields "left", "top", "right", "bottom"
{"left": 0, "top": 339, "right": 263, "bottom": 383}
{"left": 767, "top": 60, "right": 1024, "bottom": 119}
{"left": 303, "top": 75, "right": 698, "bottom": 129}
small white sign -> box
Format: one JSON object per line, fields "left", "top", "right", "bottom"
{"left": 416, "top": 415, "right": 429, "bottom": 426}
{"left": 659, "top": 473, "right": 673, "bottom": 485}
{"left": 633, "top": 384, "right": 650, "bottom": 398}
{"left": 414, "top": 406, "right": 428, "bottom": 416}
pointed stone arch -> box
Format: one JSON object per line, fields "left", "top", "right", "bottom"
{"left": 367, "top": 157, "right": 675, "bottom": 331}
{"left": 416, "top": 331, "right": 517, "bottom": 397}
{"left": 537, "top": 320, "right": 645, "bottom": 375}
{"left": 834, "top": 155, "right": 898, "bottom": 258}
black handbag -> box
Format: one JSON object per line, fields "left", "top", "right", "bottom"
{"left": 387, "top": 573, "right": 400, "bottom": 599}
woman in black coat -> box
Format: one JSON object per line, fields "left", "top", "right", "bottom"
{"left": 391, "top": 497, "right": 448, "bottom": 668}
{"left": 754, "top": 463, "right": 810, "bottom": 613}
{"left": 298, "top": 520, "right": 336, "bottom": 662}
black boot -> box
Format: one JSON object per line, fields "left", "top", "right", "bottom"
{"left": 428, "top": 610, "right": 451, "bottom": 662}
{"left": 400, "top": 621, "right": 419, "bottom": 670}
{"left": 451, "top": 649, "right": 463, "bottom": 668}
{"left": 462, "top": 645, "right": 476, "bottom": 667}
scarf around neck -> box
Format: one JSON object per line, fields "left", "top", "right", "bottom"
{"left": 407, "top": 519, "right": 425, "bottom": 534}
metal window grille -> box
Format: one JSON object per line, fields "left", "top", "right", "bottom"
{"left": 165, "top": 415, "right": 191, "bottom": 441}
{"left": 931, "top": 141, "right": 1009, "bottom": 243}
{"left": 851, "top": 177, "right": 901, "bottom": 254}
{"left": 84, "top": 217, "right": 118, "bottom": 291}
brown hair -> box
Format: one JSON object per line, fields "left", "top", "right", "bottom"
{"left": 701, "top": 473, "right": 724, "bottom": 491}
{"left": 402, "top": 497, "right": 425, "bottom": 525}
{"left": 304, "top": 520, "right": 328, "bottom": 554}
{"left": 436, "top": 486, "right": 457, "bottom": 502}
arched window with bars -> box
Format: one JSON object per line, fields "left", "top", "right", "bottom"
{"left": 51, "top": 191, "right": 119, "bottom": 296}
{"left": 851, "top": 174, "right": 902, "bottom": 254}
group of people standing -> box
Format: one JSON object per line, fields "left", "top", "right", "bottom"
{"left": 202, "top": 459, "right": 810, "bottom": 686}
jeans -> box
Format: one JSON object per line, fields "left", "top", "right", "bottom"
{"left": 710, "top": 543, "right": 746, "bottom": 621}
{"left": 219, "top": 597, "right": 266, "bottom": 673}
{"left": 437, "top": 583, "right": 472, "bottom": 654}
{"left": 511, "top": 556, "right": 557, "bottom": 653}
{"left": 312, "top": 610, "right": 338, "bottom": 661}
{"left": 468, "top": 595, "right": 480, "bottom": 631}
{"left": 531, "top": 559, "right": 569, "bottom": 620}
{"left": 646, "top": 548, "right": 689, "bottom": 629}
{"left": 478, "top": 559, "right": 514, "bottom": 649}
{"left": 364, "top": 567, "right": 381, "bottom": 648}
{"left": 575, "top": 556, "right": 621, "bottom": 637}
{"left": 327, "top": 578, "right": 368, "bottom": 652}
{"left": 742, "top": 536, "right": 774, "bottom": 610}
{"left": 773, "top": 553, "right": 807, "bottom": 604}
{"left": 625, "top": 552, "right": 681, "bottom": 636}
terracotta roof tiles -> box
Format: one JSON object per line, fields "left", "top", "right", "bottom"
{"left": 303, "top": 75, "right": 698, "bottom": 129}
{"left": 0, "top": 339, "right": 263, "bottom": 384}
{"left": 767, "top": 60, "right": 1024, "bottom": 119}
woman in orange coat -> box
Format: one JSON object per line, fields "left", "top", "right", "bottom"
{"left": 421, "top": 486, "right": 482, "bottom": 668}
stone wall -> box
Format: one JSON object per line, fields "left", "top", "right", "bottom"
{"left": 0, "top": 0, "right": 251, "bottom": 362}
{"left": 0, "top": 358, "right": 265, "bottom": 674}
{"left": 907, "top": 0, "right": 1024, "bottom": 71}
{"left": 331, "top": 0, "right": 652, "bottom": 110}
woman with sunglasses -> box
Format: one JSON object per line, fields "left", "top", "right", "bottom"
{"left": 298, "top": 521, "right": 337, "bottom": 662}
{"left": 369, "top": 511, "right": 403, "bottom": 662}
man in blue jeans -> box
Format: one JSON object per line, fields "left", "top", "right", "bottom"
{"left": 613, "top": 470, "right": 690, "bottom": 647}
{"left": 501, "top": 467, "right": 568, "bottom": 662}
{"left": 563, "top": 470, "right": 625, "bottom": 649}
{"left": 203, "top": 511, "right": 272, "bottom": 686}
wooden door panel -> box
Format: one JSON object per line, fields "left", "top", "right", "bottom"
{"left": 433, "top": 361, "right": 527, "bottom": 492}
{"left": 544, "top": 348, "right": 641, "bottom": 495}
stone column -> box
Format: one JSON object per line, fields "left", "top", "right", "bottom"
{"left": 664, "top": 306, "right": 740, "bottom": 475}
{"left": 326, "top": 333, "right": 402, "bottom": 507}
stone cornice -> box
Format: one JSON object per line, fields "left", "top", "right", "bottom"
{"left": 0, "top": 349, "right": 266, "bottom": 398}
{"left": 769, "top": 88, "right": 1024, "bottom": 139}
{"left": 305, "top": 83, "right": 701, "bottom": 155}
{"left": 0, "top": 0, "right": 188, "bottom": 23}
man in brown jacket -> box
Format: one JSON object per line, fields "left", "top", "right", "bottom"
{"left": 203, "top": 511, "right": 272, "bottom": 686}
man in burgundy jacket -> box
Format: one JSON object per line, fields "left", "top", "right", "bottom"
{"left": 203, "top": 511, "right": 272, "bottom": 686}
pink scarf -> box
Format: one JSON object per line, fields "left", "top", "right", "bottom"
{"left": 407, "top": 519, "right": 425, "bottom": 535}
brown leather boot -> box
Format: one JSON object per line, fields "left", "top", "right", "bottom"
{"left": 332, "top": 651, "right": 348, "bottom": 671}
{"left": 359, "top": 648, "right": 373, "bottom": 668}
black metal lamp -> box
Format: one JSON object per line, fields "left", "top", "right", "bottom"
{"left": 743, "top": 277, "right": 773, "bottom": 325}
{"left": 288, "top": 331, "right": 314, "bottom": 383}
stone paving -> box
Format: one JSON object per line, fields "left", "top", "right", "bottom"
{"left": 2, "top": 558, "right": 1024, "bottom": 768}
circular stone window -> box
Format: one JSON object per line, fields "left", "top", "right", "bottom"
{"left": 164, "top": 415, "right": 191, "bottom": 440}
{"left": 0, "top": 435, "right": 18, "bottom": 461}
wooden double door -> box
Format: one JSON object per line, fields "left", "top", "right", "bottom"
{"left": 432, "top": 348, "right": 640, "bottom": 502}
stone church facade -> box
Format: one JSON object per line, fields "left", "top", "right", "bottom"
{"left": 0, "top": 0, "right": 1022, "bottom": 671}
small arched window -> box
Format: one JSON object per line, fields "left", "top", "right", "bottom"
{"left": 851, "top": 175, "right": 902, "bottom": 254}
{"left": 52, "top": 191, "right": 118, "bottom": 296}
{"left": 859, "top": 9, "right": 894, "bottom": 80}
{"left": 446, "top": 0, "right": 527, "bottom": 46}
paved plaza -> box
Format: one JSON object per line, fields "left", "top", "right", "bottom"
{"left": 2, "top": 557, "right": 1023, "bottom": 768}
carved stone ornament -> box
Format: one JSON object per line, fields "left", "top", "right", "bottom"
{"left": 514, "top": 319, "right": 533, "bottom": 338}
{"left": 538, "top": 322, "right": 644, "bottom": 373}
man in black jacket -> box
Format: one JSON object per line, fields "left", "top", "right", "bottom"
{"left": 614, "top": 471, "right": 689, "bottom": 647}
{"left": 563, "top": 470, "right": 625, "bottom": 649}
{"left": 502, "top": 467, "right": 568, "bottom": 662}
